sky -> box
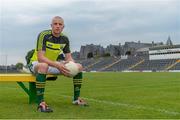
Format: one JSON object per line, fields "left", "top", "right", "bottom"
{"left": 0, "top": 0, "right": 179, "bottom": 65}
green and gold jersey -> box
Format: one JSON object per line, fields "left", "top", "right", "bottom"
{"left": 30, "top": 30, "right": 70, "bottom": 63}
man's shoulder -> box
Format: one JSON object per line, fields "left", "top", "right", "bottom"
{"left": 60, "top": 32, "right": 69, "bottom": 39}
{"left": 39, "top": 30, "right": 52, "bottom": 36}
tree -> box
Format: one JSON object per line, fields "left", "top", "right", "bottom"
{"left": 15, "top": 62, "right": 24, "bottom": 70}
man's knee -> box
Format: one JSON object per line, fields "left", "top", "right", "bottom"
{"left": 73, "top": 72, "right": 83, "bottom": 79}
{"left": 36, "top": 63, "right": 49, "bottom": 73}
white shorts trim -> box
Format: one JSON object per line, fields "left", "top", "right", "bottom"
{"left": 30, "top": 61, "right": 61, "bottom": 74}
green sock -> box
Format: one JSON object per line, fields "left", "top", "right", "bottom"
{"left": 73, "top": 72, "right": 82, "bottom": 101}
{"left": 36, "top": 73, "right": 46, "bottom": 104}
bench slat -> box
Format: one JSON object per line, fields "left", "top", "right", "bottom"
{"left": 0, "top": 74, "right": 36, "bottom": 82}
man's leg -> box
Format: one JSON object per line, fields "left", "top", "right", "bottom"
{"left": 34, "top": 63, "right": 53, "bottom": 112}
{"left": 73, "top": 72, "right": 88, "bottom": 106}
{"left": 73, "top": 72, "right": 82, "bottom": 101}
{"left": 36, "top": 73, "right": 46, "bottom": 104}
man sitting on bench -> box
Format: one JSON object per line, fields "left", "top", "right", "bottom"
{"left": 28, "top": 16, "right": 88, "bottom": 113}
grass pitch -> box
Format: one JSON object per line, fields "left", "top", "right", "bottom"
{"left": 0, "top": 72, "right": 180, "bottom": 119}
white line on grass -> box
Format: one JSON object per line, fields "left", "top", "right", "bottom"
{"left": 57, "top": 94, "right": 180, "bottom": 116}
{"left": 1, "top": 87, "right": 180, "bottom": 116}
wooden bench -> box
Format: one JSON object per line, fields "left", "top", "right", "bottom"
{"left": 0, "top": 74, "right": 56, "bottom": 104}
{"left": 0, "top": 71, "right": 83, "bottom": 105}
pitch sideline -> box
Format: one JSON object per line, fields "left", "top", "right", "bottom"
{"left": 1, "top": 86, "right": 180, "bottom": 116}
{"left": 58, "top": 94, "right": 180, "bottom": 116}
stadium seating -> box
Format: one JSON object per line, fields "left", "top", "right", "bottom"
{"left": 0, "top": 65, "right": 19, "bottom": 73}
{"left": 79, "top": 56, "right": 180, "bottom": 72}
{"left": 90, "top": 57, "right": 120, "bottom": 71}
{"left": 131, "top": 59, "right": 178, "bottom": 71}
{"left": 168, "top": 60, "right": 180, "bottom": 70}
{"left": 102, "top": 57, "right": 143, "bottom": 71}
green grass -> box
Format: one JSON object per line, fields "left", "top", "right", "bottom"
{"left": 1, "top": 72, "right": 180, "bottom": 119}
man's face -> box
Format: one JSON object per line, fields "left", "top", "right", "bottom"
{"left": 51, "top": 18, "right": 64, "bottom": 35}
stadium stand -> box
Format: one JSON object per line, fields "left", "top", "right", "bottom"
{"left": 168, "top": 59, "right": 180, "bottom": 70}
{"left": 131, "top": 59, "right": 178, "bottom": 71}
{"left": 104, "top": 56, "right": 143, "bottom": 71}
{"left": 89, "top": 57, "right": 120, "bottom": 71}
{"left": 79, "top": 43, "right": 180, "bottom": 72}
{"left": 0, "top": 65, "right": 19, "bottom": 73}
{"left": 1, "top": 41, "right": 180, "bottom": 73}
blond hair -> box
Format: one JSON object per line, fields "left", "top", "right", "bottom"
{"left": 51, "top": 16, "right": 64, "bottom": 24}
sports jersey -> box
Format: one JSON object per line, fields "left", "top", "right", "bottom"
{"left": 30, "top": 30, "right": 70, "bottom": 63}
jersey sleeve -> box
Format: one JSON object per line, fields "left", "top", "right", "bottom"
{"left": 36, "top": 32, "right": 46, "bottom": 51}
{"left": 63, "top": 37, "right": 71, "bottom": 54}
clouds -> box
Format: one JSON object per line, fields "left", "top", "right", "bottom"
{"left": 0, "top": 0, "right": 179, "bottom": 64}
{"left": 66, "top": 0, "right": 179, "bottom": 47}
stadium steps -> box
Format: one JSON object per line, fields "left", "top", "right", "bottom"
{"left": 99, "top": 58, "right": 122, "bottom": 71}
{"left": 128, "top": 59, "right": 145, "bottom": 70}
{"left": 165, "top": 59, "right": 180, "bottom": 70}
{"left": 84, "top": 60, "right": 102, "bottom": 71}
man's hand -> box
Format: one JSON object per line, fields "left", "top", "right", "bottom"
{"left": 55, "top": 62, "right": 70, "bottom": 77}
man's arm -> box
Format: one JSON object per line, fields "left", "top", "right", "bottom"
{"left": 65, "top": 53, "right": 74, "bottom": 62}
{"left": 38, "top": 50, "right": 70, "bottom": 76}
{"left": 37, "top": 50, "right": 58, "bottom": 67}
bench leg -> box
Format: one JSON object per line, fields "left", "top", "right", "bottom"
{"left": 17, "top": 82, "right": 37, "bottom": 104}
{"left": 29, "top": 82, "right": 37, "bottom": 104}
